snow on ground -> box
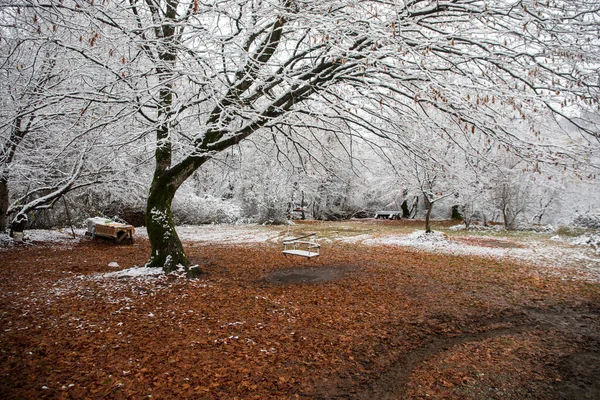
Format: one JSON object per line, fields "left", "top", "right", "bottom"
{"left": 0, "top": 229, "right": 84, "bottom": 250}
{"left": 101, "top": 266, "right": 165, "bottom": 278}
{"left": 134, "top": 225, "right": 279, "bottom": 244}
{"left": 0, "top": 225, "right": 279, "bottom": 251}
{"left": 361, "top": 230, "right": 529, "bottom": 258}
{"left": 3, "top": 224, "right": 599, "bottom": 282}
{"left": 26, "top": 228, "right": 85, "bottom": 242}
{"left": 344, "top": 230, "right": 600, "bottom": 282}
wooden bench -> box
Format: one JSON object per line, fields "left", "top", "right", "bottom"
{"left": 283, "top": 233, "right": 320, "bottom": 258}
{"left": 374, "top": 211, "right": 403, "bottom": 220}
{"left": 86, "top": 217, "right": 135, "bottom": 244}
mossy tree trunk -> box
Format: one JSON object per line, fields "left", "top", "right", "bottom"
{"left": 144, "top": 0, "right": 189, "bottom": 274}
{"left": 144, "top": 111, "right": 207, "bottom": 275}
{"left": 144, "top": 137, "right": 207, "bottom": 275}
{"left": 145, "top": 177, "right": 188, "bottom": 272}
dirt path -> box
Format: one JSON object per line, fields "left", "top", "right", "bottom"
{"left": 347, "top": 306, "right": 600, "bottom": 400}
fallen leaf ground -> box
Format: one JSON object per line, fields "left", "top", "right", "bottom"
{"left": 1, "top": 220, "right": 599, "bottom": 399}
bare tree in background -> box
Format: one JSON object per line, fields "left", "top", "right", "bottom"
{"left": 0, "top": 25, "right": 103, "bottom": 233}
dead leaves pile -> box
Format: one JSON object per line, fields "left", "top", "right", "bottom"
{"left": 1, "top": 236, "right": 599, "bottom": 399}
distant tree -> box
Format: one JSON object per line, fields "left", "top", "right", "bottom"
{"left": 393, "top": 141, "right": 459, "bottom": 233}
{"left": 487, "top": 157, "right": 558, "bottom": 230}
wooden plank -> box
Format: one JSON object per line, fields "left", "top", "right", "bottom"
{"left": 283, "top": 240, "right": 320, "bottom": 247}
{"left": 283, "top": 249, "right": 320, "bottom": 258}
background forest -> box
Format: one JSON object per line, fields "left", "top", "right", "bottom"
{"left": 6, "top": 123, "right": 600, "bottom": 230}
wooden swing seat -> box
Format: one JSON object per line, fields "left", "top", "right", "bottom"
{"left": 283, "top": 233, "right": 320, "bottom": 258}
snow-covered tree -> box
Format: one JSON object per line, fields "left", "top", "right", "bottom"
{"left": 5, "top": 0, "right": 599, "bottom": 272}
{"left": 0, "top": 6, "right": 118, "bottom": 233}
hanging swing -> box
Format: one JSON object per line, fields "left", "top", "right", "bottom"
{"left": 282, "top": 232, "right": 320, "bottom": 258}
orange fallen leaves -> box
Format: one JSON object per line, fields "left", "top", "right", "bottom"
{"left": 0, "top": 235, "right": 598, "bottom": 399}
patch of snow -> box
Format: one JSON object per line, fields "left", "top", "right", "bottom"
{"left": 572, "top": 234, "right": 600, "bottom": 253}
{"left": 0, "top": 229, "right": 84, "bottom": 250}
{"left": 108, "top": 262, "right": 120, "bottom": 268}
{"left": 135, "top": 225, "right": 277, "bottom": 244}
{"left": 363, "top": 230, "right": 452, "bottom": 249}
{"left": 102, "top": 266, "right": 164, "bottom": 278}
{"left": 26, "top": 229, "right": 83, "bottom": 243}
{"left": 346, "top": 229, "right": 600, "bottom": 282}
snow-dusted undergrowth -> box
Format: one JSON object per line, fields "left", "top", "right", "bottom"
{"left": 572, "top": 234, "right": 600, "bottom": 253}
{"left": 0, "top": 229, "right": 84, "bottom": 250}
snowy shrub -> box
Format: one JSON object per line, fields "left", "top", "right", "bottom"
{"left": 237, "top": 182, "right": 289, "bottom": 225}
{"left": 256, "top": 193, "right": 288, "bottom": 225}
{"left": 100, "top": 202, "right": 146, "bottom": 227}
{"left": 573, "top": 213, "right": 600, "bottom": 230}
{"left": 0, "top": 232, "right": 12, "bottom": 246}
{"left": 172, "top": 193, "right": 241, "bottom": 225}
{"left": 466, "top": 224, "right": 506, "bottom": 232}
{"left": 590, "top": 235, "right": 600, "bottom": 253}
{"left": 572, "top": 234, "right": 600, "bottom": 253}
{"left": 22, "top": 195, "right": 145, "bottom": 229}
{"left": 528, "top": 224, "right": 555, "bottom": 233}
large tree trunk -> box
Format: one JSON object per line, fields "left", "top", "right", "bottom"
{"left": 145, "top": 178, "right": 188, "bottom": 272}
{"left": 0, "top": 179, "right": 8, "bottom": 232}
{"left": 144, "top": 143, "right": 205, "bottom": 276}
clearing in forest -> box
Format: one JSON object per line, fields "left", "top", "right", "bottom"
{"left": 1, "top": 220, "right": 599, "bottom": 399}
